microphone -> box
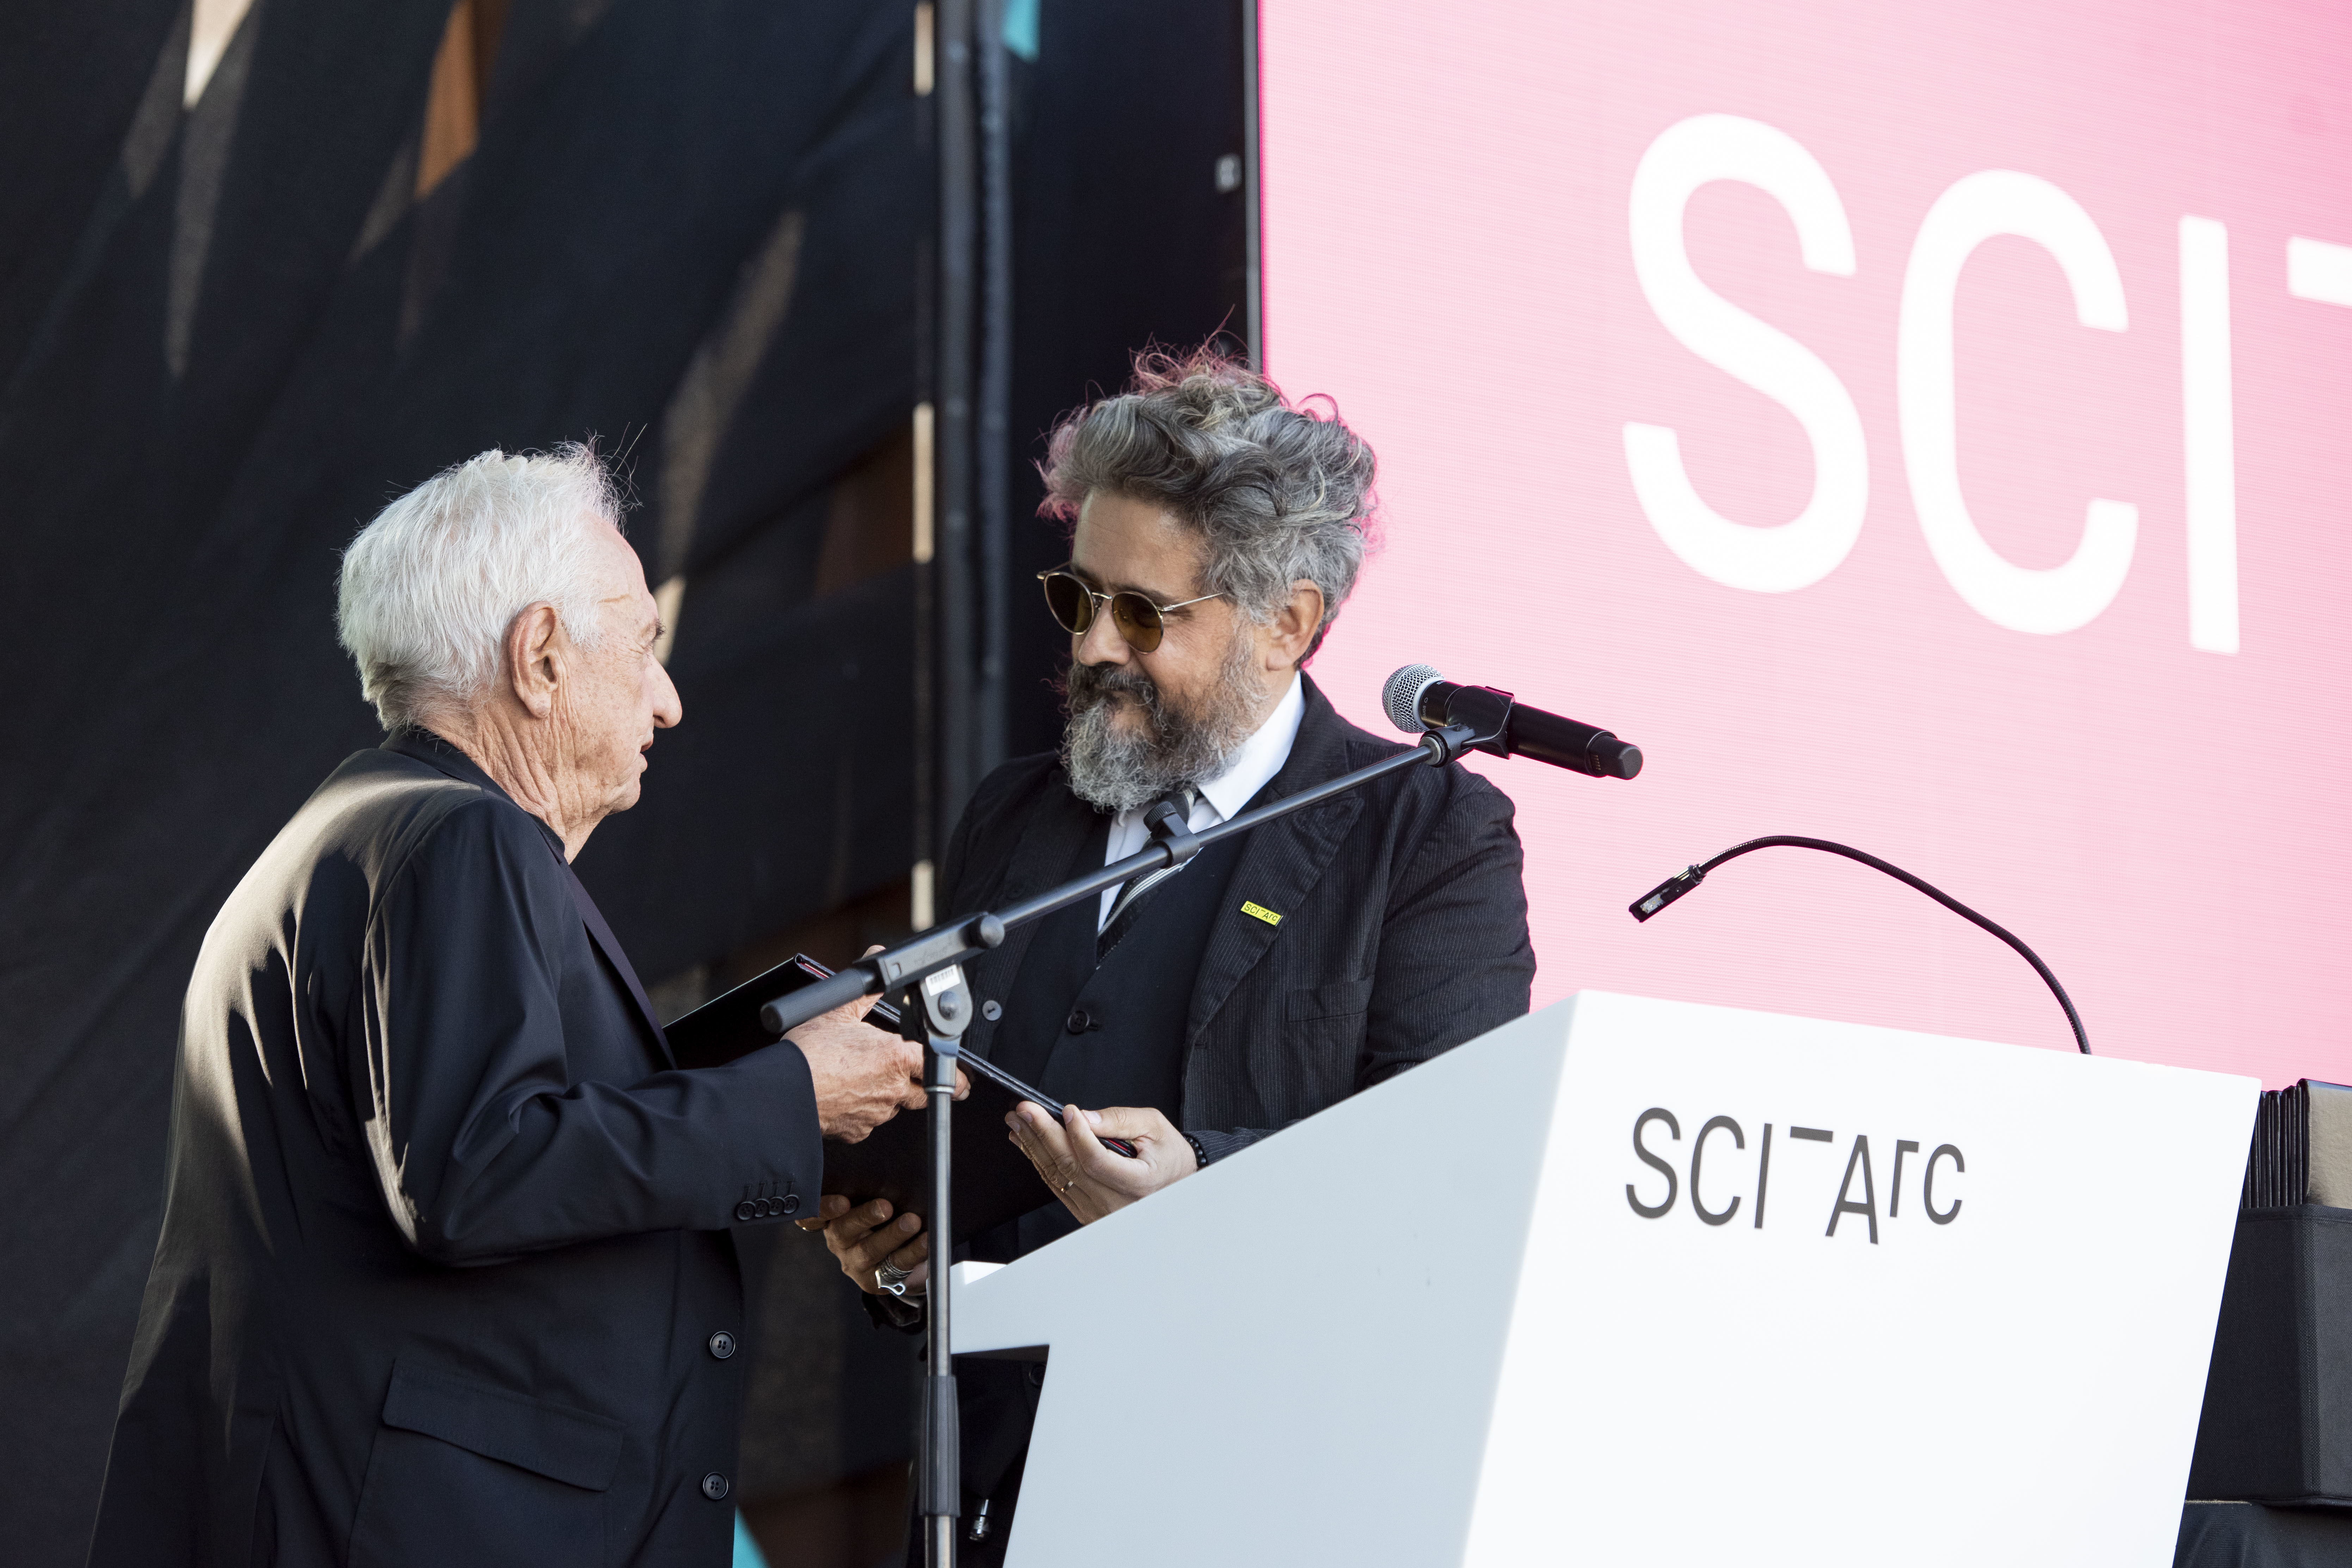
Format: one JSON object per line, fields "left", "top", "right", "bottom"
{"left": 1627, "top": 835, "right": 2091, "bottom": 1054}
{"left": 1383, "top": 664, "right": 1643, "bottom": 780}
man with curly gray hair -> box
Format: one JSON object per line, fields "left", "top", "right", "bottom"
{"left": 1042, "top": 347, "right": 1376, "bottom": 812}
{"left": 805, "top": 349, "right": 1535, "bottom": 1566}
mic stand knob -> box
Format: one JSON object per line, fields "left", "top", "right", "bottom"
{"left": 1419, "top": 723, "right": 1485, "bottom": 765}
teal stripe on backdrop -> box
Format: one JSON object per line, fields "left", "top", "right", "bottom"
{"left": 733, "top": 1512, "right": 770, "bottom": 1568}
{"left": 1004, "top": 0, "right": 1040, "bottom": 60}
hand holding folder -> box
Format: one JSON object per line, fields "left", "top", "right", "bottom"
{"left": 664, "top": 952, "right": 1134, "bottom": 1239}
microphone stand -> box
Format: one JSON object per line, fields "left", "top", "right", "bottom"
{"left": 757, "top": 710, "right": 1508, "bottom": 1568}
{"left": 898, "top": 969, "right": 969, "bottom": 1568}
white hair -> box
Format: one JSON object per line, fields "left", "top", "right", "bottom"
{"left": 337, "top": 444, "right": 625, "bottom": 730}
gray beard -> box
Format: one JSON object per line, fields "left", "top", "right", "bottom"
{"left": 1061, "top": 635, "right": 1263, "bottom": 812}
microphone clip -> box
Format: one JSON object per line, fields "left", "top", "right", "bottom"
{"left": 1421, "top": 684, "right": 1514, "bottom": 764}
{"left": 1143, "top": 791, "right": 1205, "bottom": 866}
{"left": 1411, "top": 686, "right": 1505, "bottom": 766}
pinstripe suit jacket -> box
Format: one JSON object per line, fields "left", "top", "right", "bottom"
{"left": 940, "top": 676, "right": 1535, "bottom": 1162}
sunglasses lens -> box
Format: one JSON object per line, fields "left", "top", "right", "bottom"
{"left": 1041, "top": 572, "right": 1093, "bottom": 635}
{"left": 1110, "top": 592, "right": 1165, "bottom": 652}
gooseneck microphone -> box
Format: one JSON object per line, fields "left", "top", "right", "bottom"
{"left": 1629, "top": 835, "right": 2092, "bottom": 1055}
{"left": 1383, "top": 664, "right": 1643, "bottom": 780}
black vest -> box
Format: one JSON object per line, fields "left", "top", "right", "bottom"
{"left": 979, "top": 810, "right": 1250, "bottom": 1261}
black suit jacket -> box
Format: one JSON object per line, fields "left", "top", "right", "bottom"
{"left": 943, "top": 675, "right": 1535, "bottom": 1164}
{"left": 88, "top": 732, "right": 823, "bottom": 1568}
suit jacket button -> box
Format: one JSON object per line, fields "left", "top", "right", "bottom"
{"left": 779, "top": 1193, "right": 800, "bottom": 1215}
{"left": 981, "top": 1000, "right": 1002, "bottom": 1021}
{"left": 702, "top": 1472, "right": 730, "bottom": 1501}
{"left": 708, "top": 1330, "right": 737, "bottom": 1359}
{"left": 733, "top": 1200, "right": 756, "bottom": 1222}
{"left": 1066, "top": 1007, "right": 1090, "bottom": 1033}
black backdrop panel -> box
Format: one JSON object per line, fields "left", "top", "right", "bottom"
{"left": 0, "top": 0, "right": 186, "bottom": 379}
{"left": 580, "top": 565, "right": 918, "bottom": 983}
{"left": 0, "top": 4, "right": 918, "bottom": 1559}
{"left": 0, "top": 0, "right": 1250, "bottom": 1560}
{"left": 2176, "top": 1504, "right": 2352, "bottom": 1568}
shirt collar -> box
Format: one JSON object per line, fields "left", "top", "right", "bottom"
{"left": 1194, "top": 673, "right": 1304, "bottom": 822}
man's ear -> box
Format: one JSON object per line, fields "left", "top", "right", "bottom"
{"left": 1269, "top": 580, "right": 1326, "bottom": 669}
{"left": 505, "top": 603, "right": 565, "bottom": 718}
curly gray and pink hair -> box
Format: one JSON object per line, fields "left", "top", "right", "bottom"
{"left": 1040, "top": 347, "right": 1379, "bottom": 660}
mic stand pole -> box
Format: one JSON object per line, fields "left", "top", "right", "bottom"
{"left": 898, "top": 969, "right": 973, "bottom": 1568}
{"left": 759, "top": 702, "right": 1513, "bottom": 1568}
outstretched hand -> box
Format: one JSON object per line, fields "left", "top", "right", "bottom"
{"left": 789, "top": 1006, "right": 923, "bottom": 1142}
{"left": 1005, "top": 1102, "right": 1197, "bottom": 1225}
{"left": 787, "top": 947, "right": 970, "bottom": 1142}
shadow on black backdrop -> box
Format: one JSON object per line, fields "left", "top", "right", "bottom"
{"left": 0, "top": 0, "right": 1245, "bottom": 1562}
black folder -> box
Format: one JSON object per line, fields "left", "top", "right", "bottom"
{"left": 820, "top": 1076, "right": 1073, "bottom": 1241}
{"left": 663, "top": 952, "right": 870, "bottom": 1070}
{"left": 664, "top": 955, "right": 1065, "bottom": 1240}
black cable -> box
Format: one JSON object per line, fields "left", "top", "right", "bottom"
{"left": 1630, "top": 835, "right": 2090, "bottom": 1055}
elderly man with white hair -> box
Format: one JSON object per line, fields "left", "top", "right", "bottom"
{"left": 86, "top": 446, "right": 932, "bottom": 1568}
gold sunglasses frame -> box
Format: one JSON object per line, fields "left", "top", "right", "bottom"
{"left": 1036, "top": 567, "right": 1225, "bottom": 652}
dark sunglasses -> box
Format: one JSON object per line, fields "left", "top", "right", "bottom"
{"left": 1037, "top": 567, "right": 1224, "bottom": 653}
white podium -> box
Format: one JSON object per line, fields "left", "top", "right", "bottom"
{"left": 949, "top": 991, "right": 2258, "bottom": 1567}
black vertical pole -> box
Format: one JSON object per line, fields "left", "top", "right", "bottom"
{"left": 924, "top": 6, "right": 979, "bottom": 1558}
{"left": 936, "top": 0, "right": 979, "bottom": 858}
{"left": 912, "top": 3, "right": 939, "bottom": 925}
{"left": 895, "top": 963, "right": 978, "bottom": 1568}
{"left": 975, "top": 0, "right": 1012, "bottom": 779}
{"left": 1240, "top": 0, "right": 1263, "bottom": 367}
{"left": 920, "top": 1029, "right": 963, "bottom": 1568}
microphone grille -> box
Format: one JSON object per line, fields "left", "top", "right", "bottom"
{"left": 1383, "top": 664, "right": 1445, "bottom": 734}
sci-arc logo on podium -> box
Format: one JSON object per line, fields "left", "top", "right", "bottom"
{"left": 948, "top": 993, "right": 2258, "bottom": 1568}
{"left": 1625, "top": 1108, "right": 1964, "bottom": 1239}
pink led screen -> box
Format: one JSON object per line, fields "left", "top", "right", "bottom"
{"left": 1259, "top": 0, "right": 2352, "bottom": 1084}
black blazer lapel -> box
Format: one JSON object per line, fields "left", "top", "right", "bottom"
{"left": 558, "top": 862, "right": 675, "bottom": 1069}
{"left": 379, "top": 728, "right": 676, "bottom": 1070}
{"left": 959, "top": 773, "right": 1100, "bottom": 1060}
{"left": 1183, "top": 679, "right": 1365, "bottom": 1044}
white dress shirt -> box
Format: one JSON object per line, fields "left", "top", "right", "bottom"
{"left": 1097, "top": 673, "right": 1305, "bottom": 931}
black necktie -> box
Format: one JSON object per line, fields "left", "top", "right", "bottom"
{"left": 1097, "top": 783, "right": 1200, "bottom": 960}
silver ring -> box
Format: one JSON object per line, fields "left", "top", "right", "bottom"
{"left": 875, "top": 1260, "right": 912, "bottom": 1296}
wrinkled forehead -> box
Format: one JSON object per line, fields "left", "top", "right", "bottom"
{"left": 1071, "top": 491, "right": 1207, "bottom": 598}
{"left": 583, "top": 518, "right": 652, "bottom": 604}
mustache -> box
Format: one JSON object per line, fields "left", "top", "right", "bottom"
{"left": 1059, "top": 635, "right": 1259, "bottom": 812}
{"left": 1065, "top": 659, "right": 1164, "bottom": 714}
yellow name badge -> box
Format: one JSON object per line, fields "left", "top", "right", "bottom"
{"left": 1240, "top": 901, "right": 1283, "bottom": 927}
